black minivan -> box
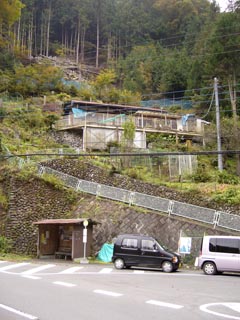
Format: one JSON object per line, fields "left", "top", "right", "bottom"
{"left": 112, "top": 234, "right": 181, "bottom": 272}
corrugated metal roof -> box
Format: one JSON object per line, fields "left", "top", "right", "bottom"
{"left": 34, "top": 218, "right": 91, "bottom": 225}
{"left": 65, "top": 99, "right": 169, "bottom": 114}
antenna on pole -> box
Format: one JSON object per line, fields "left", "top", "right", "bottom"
{"left": 214, "top": 77, "right": 223, "bottom": 171}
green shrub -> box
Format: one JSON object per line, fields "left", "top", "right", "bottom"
{"left": 0, "top": 189, "right": 8, "bottom": 209}
{"left": 191, "top": 166, "right": 212, "bottom": 182}
{"left": 217, "top": 170, "right": 239, "bottom": 185}
{"left": 106, "top": 140, "right": 120, "bottom": 152}
{"left": 212, "top": 188, "right": 240, "bottom": 204}
{"left": 0, "top": 236, "right": 12, "bottom": 253}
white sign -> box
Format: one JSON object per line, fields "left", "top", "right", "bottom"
{"left": 83, "top": 228, "right": 87, "bottom": 243}
{"left": 179, "top": 237, "right": 192, "bottom": 254}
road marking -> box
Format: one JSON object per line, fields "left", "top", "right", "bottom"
{"left": 0, "top": 262, "right": 30, "bottom": 271}
{"left": 21, "top": 264, "right": 56, "bottom": 275}
{"left": 226, "top": 304, "right": 240, "bottom": 313}
{"left": 0, "top": 261, "right": 6, "bottom": 263}
{"left": 53, "top": 281, "right": 76, "bottom": 287}
{"left": 22, "top": 275, "right": 41, "bottom": 280}
{"left": 200, "top": 302, "right": 240, "bottom": 319}
{"left": 99, "top": 268, "right": 113, "bottom": 274}
{"left": 59, "top": 266, "right": 83, "bottom": 274}
{"left": 94, "top": 289, "right": 123, "bottom": 297}
{"left": 133, "top": 270, "right": 145, "bottom": 274}
{"left": 0, "top": 303, "right": 38, "bottom": 319}
{"left": 146, "top": 300, "right": 184, "bottom": 309}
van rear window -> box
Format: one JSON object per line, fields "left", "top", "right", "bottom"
{"left": 209, "top": 238, "right": 240, "bottom": 254}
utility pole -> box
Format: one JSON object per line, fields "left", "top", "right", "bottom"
{"left": 214, "top": 77, "right": 223, "bottom": 171}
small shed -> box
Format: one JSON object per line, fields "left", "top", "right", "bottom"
{"left": 34, "top": 218, "right": 95, "bottom": 260}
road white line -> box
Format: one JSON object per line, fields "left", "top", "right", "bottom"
{"left": 0, "top": 262, "right": 30, "bottom": 271}
{"left": 94, "top": 289, "right": 123, "bottom": 297}
{"left": 53, "top": 281, "right": 76, "bottom": 287}
{"left": 200, "top": 302, "right": 240, "bottom": 320}
{"left": 99, "top": 268, "right": 113, "bottom": 274}
{"left": 0, "top": 303, "right": 38, "bottom": 319}
{"left": 225, "top": 303, "right": 240, "bottom": 313}
{"left": 59, "top": 266, "right": 83, "bottom": 274}
{"left": 22, "top": 275, "right": 41, "bottom": 280}
{"left": 133, "top": 270, "right": 145, "bottom": 274}
{"left": 146, "top": 300, "right": 184, "bottom": 309}
{"left": 0, "top": 261, "right": 7, "bottom": 263}
{"left": 21, "top": 264, "right": 56, "bottom": 275}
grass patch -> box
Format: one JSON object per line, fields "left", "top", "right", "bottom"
{"left": 0, "top": 253, "right": 34, "bottom": 261}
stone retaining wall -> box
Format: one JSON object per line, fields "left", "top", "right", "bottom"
{"left": 4, "top": 177, "right": 75, "bottom": 255}
{"left": 1, "top": 161, "right": 239, "bottom": 259}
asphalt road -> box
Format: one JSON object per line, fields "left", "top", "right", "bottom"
{"left": 0, "top": 260, "right": 240, "bottom": 320}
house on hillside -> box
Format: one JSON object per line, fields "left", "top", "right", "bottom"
{"left": 55, "top": 100, "right": 209, "bottom": 151}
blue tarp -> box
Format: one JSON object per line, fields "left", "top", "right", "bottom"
{"left": 182, "top": 114, "right": 195, "bottom": 126}
{"left": 72, "top": 108, "right": 87, "bottom": 118}
{"left": 72, "top": 108, "right": 96, "bottom": 119}
{"left": 97, "top": 243, "right": 114, "bottom": 262}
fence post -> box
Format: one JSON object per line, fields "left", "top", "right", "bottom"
{"left": 213, "top": 211, "right": 220, "bottom": 228}
{"left": 75, "top": 180, "right": 82, "bottom": 192}
{"left": 168, "top": 200, "right": 174, "bottom": 216}
{"left": 96, "top": 184, "right": 101, "bottom": 197}
{"left": 38, "top": 165, "right": 45, "bottom": 175}
{"left": 129, "top": 192, "right": 135, "bottom": 206}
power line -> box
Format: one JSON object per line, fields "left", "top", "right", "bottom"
{"left": 2, "top": 150, "right": 240, "bottom": 160}
{"left": 81, "top": 28, "right": 240, "bottom": 55}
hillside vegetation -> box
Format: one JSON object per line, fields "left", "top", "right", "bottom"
{"left": 0, "top": 1, "right": 239, "bottom": 109}
{"left": 1, "top": 107, "right": 240, "bottom": 259}
{"left": 0, "top": 0, "right": 240, "bottom": 208}
{"left": 0, "top": 107, "right": 240, "bottom": 209}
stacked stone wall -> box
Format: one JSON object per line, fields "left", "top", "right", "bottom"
{"left": 4, "top": 177, "right": 75, "bottom": 255}
{"left": 1, "top": 160, "right": 239, "bottom": 258}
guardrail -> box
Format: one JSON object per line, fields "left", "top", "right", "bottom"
{"left": 39, "top": 165, "right": 240, "bottom": 232}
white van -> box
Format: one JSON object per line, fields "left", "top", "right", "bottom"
{"left": 195, "top": 235, "right": 240, "bottom": 275}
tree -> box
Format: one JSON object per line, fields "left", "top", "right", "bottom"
{"left": 204, "top": 12, "right": 240, "bottom": 174}
{"left": 11, "top": 64, "right": 63, "bottom": 96}
{"left": 121, "top": 117, "right": 136, "bottom": 167}
{"left": 93, "top": 68, "right": 116, "bottom": 99}
{"left": 123, "top": 118, "right": 135, "bottom": 146}
{"left": 159, "top": 48, "right": 190, "bottom": 97}
{"left": 0, "top": 0, "right": 24, "bottom": 48}
{"left": 119, "top": 44, "right": 164, "bottom": 94}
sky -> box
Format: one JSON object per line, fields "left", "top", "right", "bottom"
{"left": 217, "top": 0, "right": 229, "bottom": 11}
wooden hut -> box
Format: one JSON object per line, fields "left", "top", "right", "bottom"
{"left": 34, "top": 218, "right": 95, "bottom": 260}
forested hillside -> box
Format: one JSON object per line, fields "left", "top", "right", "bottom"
{"left": 0, "top": 0, "right": 240, "bottom": 171}
{"left": 0, "top": 0, "right": 239, "bottom": 100}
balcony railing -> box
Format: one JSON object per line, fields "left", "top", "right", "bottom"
{"left": 55, "top": 113, "right": 201, "bottom": 134}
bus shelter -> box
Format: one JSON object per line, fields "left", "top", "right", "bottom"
{"left": 34, "top": 218, "right": 95, "bottom": 260}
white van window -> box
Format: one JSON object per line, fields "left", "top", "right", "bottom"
{"left": 121, "top": 238, "right": 138, "bottom": 249}
{"left": 141, "top": 239, "right": 155, "bottom": 250}
{"left": 209, "top": 238, "right": 239, "bottom": 254}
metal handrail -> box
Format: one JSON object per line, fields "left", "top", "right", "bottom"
{"left": 38, "top": 165, "right": 240, "bottom": 232}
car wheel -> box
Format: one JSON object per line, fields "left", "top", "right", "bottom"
{"left": 203, "top": 262, "right": 217, "bottom": 275}
{"left": 162, "top": 261, "right": 173, "bottom": 273}
{"left": 114, "top": 258, "right": 125, "bottom": 269}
